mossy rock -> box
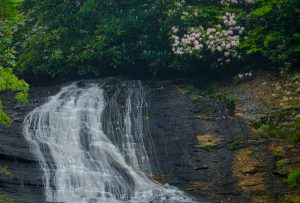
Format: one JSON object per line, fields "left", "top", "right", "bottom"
{"left": 196, "top": 134, "right": 223, "bottom": 148}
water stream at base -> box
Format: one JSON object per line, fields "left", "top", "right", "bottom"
{"left": 23, "top": 79, "right": 200, "bottom": 203}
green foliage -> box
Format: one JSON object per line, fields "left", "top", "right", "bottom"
{"left": 241, "top": 0, "right": 300, "bottom": 71}
{"left": 79, "top": 0, "right": 96, "bottom": 14}
{"left": 0, "top": 194, "right": 13, "bottom": 203}
{"left": 0, "top": 68, "right": 28, "bottom": 102}
{"left": 287, "top": 168, "right": 300, "bottom": 188}
{"left": 257, "top": 124, "right": 270, "bottom": 135}
{"left": 0, "top": 165, "right": 14, "bottom": 203}
{"left": 18, "top": 0, "right": 169, "bottom": 78}
{"left": 0, "top": 0, "right": 24, "bottom": 68}
{"left": 8, "top": 0, "right": 300, "bottom": 79}
{"left": 0, "top": 100, "right": 10, "bottom": 126}
{"left": 0, "top": 67, "right": 28, "bottom": 126}
{"left": 213, "top": 92, "right": 237, "bottom": 111}
{"left": 227, "top": 137, "right": 245, "bottom": 150}
{"left": 0, "top": 166, "right": 13, "bottom": 178}
{"left": 291, "top": 195, "right": 300, "bottom": 203}
{"left": 0, "top": 0, "right": 29, "bottom": 125}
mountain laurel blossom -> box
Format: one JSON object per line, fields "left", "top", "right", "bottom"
{"left": 221, "top": 0, "right": 254, "bottom": 5}
{"left": 171, "top": 12, "right": 245, "bottom": 65}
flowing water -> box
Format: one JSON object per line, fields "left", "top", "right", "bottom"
{"left": 23, "top": 79, "right": 199, "bottom": 203}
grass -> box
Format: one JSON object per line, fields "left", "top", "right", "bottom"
{"left": 213, "top": 92, "right": 237, "bottom": 111}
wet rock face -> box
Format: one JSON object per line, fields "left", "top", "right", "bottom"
{"left": 0, "top": 86, "right": 61, "bottom": 203}
{"left": 0, "top": 80, "right": 253, "bottom": 203}
{"left": 147, "top": 81, "right": 252, "bottom": 203}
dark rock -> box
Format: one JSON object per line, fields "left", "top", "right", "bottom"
{"left": 0, "top": 85, "right": 61, "bottom": 203}
{"left": 192, "top": 165, "right": 209, "bottom": 170}
{"left": 148, "top": 81, "right": 252, "bottom": 203}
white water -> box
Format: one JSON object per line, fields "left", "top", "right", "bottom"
{"left": 23, "top": 80, "right": 198, "bottom": 203}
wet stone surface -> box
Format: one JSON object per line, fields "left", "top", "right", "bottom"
{"left": 0, "top": 80, "right": 254, "bottom": 203}
{"left": 147, "top": 81, "right": 252, "bottom": 203}
{"left": 0, "top": 85, "right": 61, "bottom": 203}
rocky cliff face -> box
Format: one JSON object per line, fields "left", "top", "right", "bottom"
{"left": 0, "top": 80, "right": 252, "bottom": 203}
{"left": 0, "top": 86, "right": 61, "bottom": 203}
{"left": 147, "top": 81, "right": 252, "bottom": 203}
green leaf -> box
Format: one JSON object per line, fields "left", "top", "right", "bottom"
{"left": 253, "top": 4, "right": 273, "bottom": 16}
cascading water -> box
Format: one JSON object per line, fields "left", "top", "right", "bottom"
{"left": 23, "top": 79, "right": 199, "bottom": 203}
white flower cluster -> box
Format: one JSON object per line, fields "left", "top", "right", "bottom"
{"left": 221, "top": 0, "right": 255, "bottom": 5}
{"left": 236, "top": 72, "right": 253, "bottom": 80}
{"left": 171, "top": 12, "right": 245, "bottom": 64}
{"left": 171, "top": 26, "right": 205, "bottom": 57}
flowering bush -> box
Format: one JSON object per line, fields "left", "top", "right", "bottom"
{"left": 168, "top": 1, "right": 245, "bottom": 66}
{"left": 221, "top": 0, "right": 255, "bottom": 5}
{"left": 13, "top": 0, "right": 299, "bottom": 78}
{"left": 169, "top": 3, "right": 246, "bottom": 67}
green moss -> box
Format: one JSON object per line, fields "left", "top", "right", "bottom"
{"left": 255, "top": 108, "right": 300, "bottom": 142}
{"left": 276, "top": 159, "right": 289, "bottom": 169}
{"left": 182, "top": 83, "right": 236, "bottom": 111}
{"left": 287, "top": 168, "right": 300, "bottom": 188}
{"left": 291, "top": 195, "right": 300, "bottom": 203}
{"left": 227, "top": 137, "right": 245, "bottom": 151}
{"left": 0, "top": 166, "right": 13, "bottom": 178}
{"left": 257, "top": 124, "right": 270, "bottom": 135}
{"left": 0, "top": 194, "right": 13, "bottom": 203}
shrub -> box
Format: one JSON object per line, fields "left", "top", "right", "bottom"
{"left": 0, "top": 0, "right": 29, "bottom": 125}
{"left": 13, "top": 0, "right": 300, "bottom": 79}
{"left": 165, "top": 0, "right": 248, "bottom": 71}
{"left": 241, "top": 0, "right": 300, "bottom": 72}
{"left": 17, "top": 0, "right": 170, "bottom": 79}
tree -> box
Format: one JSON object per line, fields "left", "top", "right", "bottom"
{"left": 0, "top": 0, "right": 29, "bottom": 125}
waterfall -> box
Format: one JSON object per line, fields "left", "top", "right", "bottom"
{"left": 23, "top": 79, "right": 198, "bottom": 203}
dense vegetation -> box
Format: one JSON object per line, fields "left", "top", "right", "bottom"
{"left": 0, "top": 0, "right": 28, "bottom": 125}
{"left": 5, "top": 0, "right": 299, "bottom": 80}
{"left": 17, "top": 0, "right": 170, "bottom": 79}
{"left": 0, "top": 0, "right": 299, "bottom": 121}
